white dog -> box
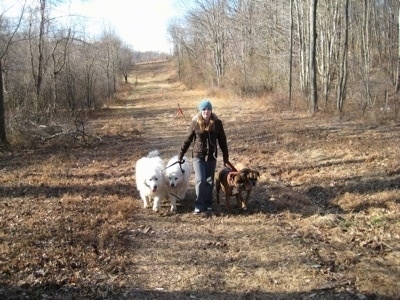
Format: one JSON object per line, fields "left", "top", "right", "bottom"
{"left": 164, "top": 155, "right": 192, "bottom": 212}
{"left": 135, "top": 150, "right": 167, "bottom": 212}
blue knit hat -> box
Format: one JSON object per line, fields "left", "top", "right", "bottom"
{"left": 198, "top": 99, "right": 212, "bottom": 111}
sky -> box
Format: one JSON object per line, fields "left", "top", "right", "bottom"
{"left": 2, "top": 0, "right": 181, "bottom": 53}
{"left": 59, "top": 0, "right": 181, "bottom": 53}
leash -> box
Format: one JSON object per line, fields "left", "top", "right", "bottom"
{"left": 169, "top": 192, "right": 183, "bottom": 201}
{"left": 163, "top": 159, "right": 186, "bottom": 173}
{"left": 227, "top": 171, "right": 238, "bottom": 186}
{"left": 225, "top": 161, "right": 239, "bottom": 193}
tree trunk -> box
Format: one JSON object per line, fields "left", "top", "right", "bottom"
{"left": 295, "top": 0, "right": 308, "bottom": 93}
{"left": 309, "top": 0, "right": 318, "bottom": 113}
{"left": 29, "top": 0, "right": 47, "bottom": 114}
{"left": 336, "top": 0, "right": 349, "bottom": 114}
{"left": 396, "top": 0, "right": 400, "bottom": 93}
{"left": 289, "top": 0, "right": 293, "bottom": 108}
{"left": 0, "top": 60, "right": 8, "bottom": 144}
{"left": 396, "top": 0, "right": 400, "bottom": 117}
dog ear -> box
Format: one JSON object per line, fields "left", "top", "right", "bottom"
{"left": 239, "top": 168, "right": 251, "bottom": 177}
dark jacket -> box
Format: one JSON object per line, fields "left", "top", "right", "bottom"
{"left": 179, "top": 113, "right": 229, "bottom": 163}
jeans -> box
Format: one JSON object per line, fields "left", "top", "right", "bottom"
{"left": 192, "top": 157, "right": 216, "bottom": 211}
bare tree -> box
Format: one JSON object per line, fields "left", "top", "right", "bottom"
{"left": 28, "top": 0, "right": 48, "bottom": 114}
{"left": 289, "top": 0, "right": 294, "bottom": 107}
{"left": 294, "top": 0, "right": 309, "bottom": 94}
{"left": 317, "top": 0, "right": 339, "bottom": 109}
{"left": 336, "top": 0, "right": 349, "bottom": 114}
{"left": 167, "top": 18, "right": 183, "bottom": 80}
{"left": 309, "top": 0, "right": 318, "bottom": 113}
{"left": 49, "top": 27, "right": 73, "bottom": 115}
{"left": 359, "top": 0, "right": 372, "bottom": 114}
{"left": 397, "top": 0, "right": 400, "bottom": 116}
{"left": 182, "top": 0, "right": 229, "bottom": 87}
{"left": 0, "top": 1, "right": 26, "bottom": 145}
{"left": 119, "top": 44, "right": 134, "bottom": 83}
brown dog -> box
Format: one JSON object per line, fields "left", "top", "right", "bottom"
{"left": 216, "top": 167, "right": 255, "bottom": 211}
{"left": 233, "top": 163, "right": 260, "bottom": 209}
{"left": 235, "top": 163, "right": 260, "bottom": 190}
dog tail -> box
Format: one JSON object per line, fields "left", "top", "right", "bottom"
{"left": 147, "top": 150, "right": 160, "bottom": 158}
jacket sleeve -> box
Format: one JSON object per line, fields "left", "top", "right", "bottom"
{"left": 179, "top": 121, "right": 196, "bottom": 160}
{"left": 217, "top": 120, "right": 229, "bottom": 163}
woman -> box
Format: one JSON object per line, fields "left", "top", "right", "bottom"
{"left": 178, "top": 99, "right": 230, "bottom": 214}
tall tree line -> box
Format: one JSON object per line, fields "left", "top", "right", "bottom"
{"left": 0, "top": 0, "right": 136, "bottom": 145}
{"left": 169, "top": 0, "right": 400, "bottom": 116}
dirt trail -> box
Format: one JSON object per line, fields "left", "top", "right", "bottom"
{"left": 1, "top": 60, "right": 399, "bottom": 299}
{"left": 117, "top": 61, "right": 206, "bottom": 157}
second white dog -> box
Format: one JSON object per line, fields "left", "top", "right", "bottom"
{"left": 164, "top": 155, "right": 192, "bottom": 212}
{"left": 135, "top": 150, "right": 167, "bottom": 212}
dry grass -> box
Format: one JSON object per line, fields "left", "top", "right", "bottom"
{"left": 0, "top": 60, "right": 400, "bottom": 299}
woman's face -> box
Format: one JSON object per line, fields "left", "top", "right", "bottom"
{"left": 201, "top": 108, "right": 212, "bottom": 120}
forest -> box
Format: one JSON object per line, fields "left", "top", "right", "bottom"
{"left": 1, "top": 0, "right": 399, "bottom": 145}
{"left": 169, "top": 0, "right": 400, "bottom": 114}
